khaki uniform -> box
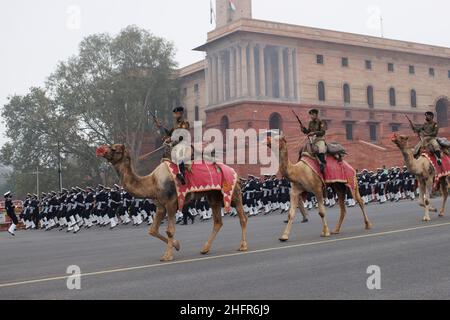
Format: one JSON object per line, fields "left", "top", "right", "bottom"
{"left": 413, "top": 121, "right": 440, "bottom": 155}
{"left": 302, "top": 119, "right": 327, "bottom": 154}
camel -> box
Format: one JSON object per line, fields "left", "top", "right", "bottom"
{"left": 391, "top": 134, "right": 448, "bottom": 221}
{"left": 267, "top": 135, "right": 372, "bottom": 241}
{"left": 96, "top": 144, "right": 248, "bottom": 262}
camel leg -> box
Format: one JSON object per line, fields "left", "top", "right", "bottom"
{"left": 439, "top": 178, "right": 448, "bottom": 218}
{"left": 354, "top": 188, "right": 372, "bottom": 230}
{"left": 420, "top": 179, "right": 431, "bottom": 222}
{"left": 280, "top": 187, "right": 301, "bottom": 242}
{"left": 160, "top": 202, "right": 178, "bottom": 262}
{"left": 331, "top": 186, "right": 347, "bottom": 235}
{"left": 232, "top": 192, "right": 248, "bottom": 252}
{"left": 298, "top": 197, "right": 309, "bottom": 223}
{"left": 201, "top": 201, "right": 223, "bottom": 255}
{"left": 148, "top": 206, "right": 181, "bottom": 252}
{"left": 316, "top": 192, "right": 331, "bottom": 238}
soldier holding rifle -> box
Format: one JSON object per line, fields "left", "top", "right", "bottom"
{"left": 407, "top": 112, "right": 442, "bottom": 166}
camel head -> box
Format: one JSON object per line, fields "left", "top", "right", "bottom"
{"left": 391, "top": 133, "right": 410, "bottom": 150}
{"left": 266, "top": 133, "right": 286, "bottom": 150}
{"left": 96, "top": 144, "right": 131, "bottom": 165}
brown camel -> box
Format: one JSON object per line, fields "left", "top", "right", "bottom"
{"left": 96, "top": 144, "right": 248, "bottom": 262}
{"left": 391, "top": 134, "right": 448, "bottom": 221}
{"left": 268, "top": 135, "right": 372, "bottom": 241}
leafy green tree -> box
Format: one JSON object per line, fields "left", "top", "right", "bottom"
{"left": 1, "top": 26, "right": 179, "bottom": 197}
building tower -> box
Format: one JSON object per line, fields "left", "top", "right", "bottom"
{"left": 215, "top": 0, "right": 252, "bottom": 29}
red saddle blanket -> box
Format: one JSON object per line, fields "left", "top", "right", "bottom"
{"left": 301, "top": 155, "right": 357, "bottom": 192}
{"left": 422, "top": 153, "right": 450, "bottom": 187}
{"left": 164, "top": 161, "right": 238, "bottom": 212}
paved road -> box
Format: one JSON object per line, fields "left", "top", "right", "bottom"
{"left": 0, "top": 199, "right": 449, "bottom": 300}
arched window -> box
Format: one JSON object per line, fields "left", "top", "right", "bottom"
{"left": 220, "top": 115, "right": 229, "bottom": 134}
{"left": 343, "top": 84, "right": 351, "bottom": 104}
{"left": 269, "top": 113, "right": 283, "bottom": 131}
{"left": 195, "top": 106, "right": 200, "bottom": 121}
{"left": 367, "top": 86, "right": 374, "bottom": 108}
{"left": 389, "top": 88, "right": 396, "bottom": 107}
{"left": 318, "top": 81, "right": 326, "bottom": 101}
{"left": 436, "top": 98, "right": 449, "bottom": 127}
{"left": 410, "top": 90, "right": 417, "bottom": 108}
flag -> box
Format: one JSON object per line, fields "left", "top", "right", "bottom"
{"left": 229, "top": 0, "right": 236, "bottom": 11}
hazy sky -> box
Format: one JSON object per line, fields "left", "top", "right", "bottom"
{"left": 1, "top": 0, "right": 450, "bottom": 147}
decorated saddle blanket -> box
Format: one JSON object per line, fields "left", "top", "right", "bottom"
{"left": 301, "top": 155, "right": 357, "bottom": 192}
{"left": 164, "top": 161, "right": 238, "bottom": 212}
{"left": 422, "top": 153, "right": 450, "bottom": 189}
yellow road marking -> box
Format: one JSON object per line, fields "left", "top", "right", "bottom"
{"left": 1, "top": 221, "right": 450, "bottom": 289}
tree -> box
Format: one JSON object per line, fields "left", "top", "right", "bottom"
{"left": 1, "top": 26, "right": 179, "bottom": 197}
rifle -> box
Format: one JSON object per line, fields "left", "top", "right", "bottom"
{"left": 405, "top": 115, "right": 423, "bottom": 142}
{"left": 149, "top": 109, "right": 170, "bottom": 134}
{"left": 291, "top": 109, "right": 305, "bottom": 132}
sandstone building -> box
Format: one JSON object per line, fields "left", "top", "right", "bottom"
{"left": 177, "top": 0, "right": 450, "bottom": 174}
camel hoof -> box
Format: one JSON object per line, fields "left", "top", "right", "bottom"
{"left": 331, "top": 230, "right": 340, "bottom": 235}
{"left": 422, "top": 217, "right": 431, "bottom": 222}
{"left": 200, "top": 247, "right": 210, "bottom": 255}
{"left": 321, "top": 232, "right": 331, "bottom": 238}
{"left": 365, "top": 223, "right": 373, "bottom": 230}
{"left": 173, "top": 240, "right": 181, "bottom": 252}
{"left": 160, "top": 255, "right": 174, "bottom": 262}
{"left": 279, "top": 236, "right": 289, "bottom": 242}
{"left": 238, "top": 244, "right": 248, "bottom": 252}
{"left": 430, "top": 207, "right": 438, "bottom": 213}
{"left": 301, "top": 219, "right": 309, "bottom": 224}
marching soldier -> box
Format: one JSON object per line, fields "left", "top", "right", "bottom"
{"left": 154, "top": 106, "right": 191, "bottom": 185}
{"left": 412, "top": 112, "right": 442, "bottom": 166}
{"left": 4, "top": 192, "right": 18, "bottom": 236}
{"left": 301, "top": 109, "right": 328, "bottom": 172}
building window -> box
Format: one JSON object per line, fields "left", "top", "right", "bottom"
{"left": 389, "top": 88, "right": 396, "bottom": 106}
{"left": 410, "top": 90, "right": 417, "bottom": 108}
{"left": 409, "top": 65, "right": 415, "bottom": 74}
{"left": 318, "top": 81, "right": 326, "bottom": 101}
{"left": 388, "top": 63, "right": 394, "bottom": 72}
{"left": 183, "top": 88, "right": 187, "bottom": 97}
{"left": 367, "top": 86, "right": 374, "bottom": 108}
{"left": 194, "top": 106, "right": 200, "bottom": 121}
{"left": 316, "top": 55, "right": 324, "bottom": 65}
{"left": 194, "top": 84, "right": 199, "bottom": 94}
{"left": 391, "top": 124, "right": 400, "bottom": 132}
{"left": 345, "top": 123, "right": 354, "bottom": 141}
{"left": 369, "top": 124, "right": 377, "bottom": 141}
{"left": 342, "top": 57, "right": 349, "bottom": 67}
{"left": 365, "top": 60, "right": 372, "bottom": 70}
{"left": 220, "top": 116, "right": 229, "bottom": 134}
{"left": 269, "top": 113, "right": 283, "bottom": 130}
{"left": 343, "top": 84, "right": 351, "bottom": 104}
{"left": 429, "top": 68, "right": 435, "bottom": 77}
{"left": 448, "top": 70, "right": 450, "bottom": 79}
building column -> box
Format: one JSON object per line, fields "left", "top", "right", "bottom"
{"left": 241, "top": 43, "right": 248, "bottom": 97}
{"left": 218, "top": 52, "right": 224, "bottom": 103}
{"left": 211, "top": 54, "right": 217, "bottom": 104}
{"left": 248, "top": 43, "right": 256, "bottom": 97}
{"left": 287, "top": 48, "right": 295, "bottom": 99}
{"left": 258, "top": 44, "right": 266, "bottom": 97}
{"left": 236, "top": 45, "right": 242, "bottom": 98}
{"left": 206, "top": 57, "right": 211, "bottom": 106}
{"left": 266, "top": 48, "right": 273, "bottom": 97}
{"left": 229, "top": 48, "right": 236, "bottom": 99}
{"left": 277, "top": 46, "right": 285, "bottom": 99}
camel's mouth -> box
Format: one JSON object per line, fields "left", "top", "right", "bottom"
{"left": 390, "top": 133, "right": 398, "bottom": 143}
{"left": 96, "top": 145, "right": 110, "bottom": 157}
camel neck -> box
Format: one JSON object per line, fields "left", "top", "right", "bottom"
{"left": 400, "top": 146, "right": 419, "bottom": 174}
{"left": 114, "top": 160, "right": 156, "bottom": 199}
{"left": 278, "top": 141, "right": 294, "bottom": 179}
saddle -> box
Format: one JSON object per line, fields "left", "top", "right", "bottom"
{"left": 299, "top": 141, "right": 347, "bottom": 162}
